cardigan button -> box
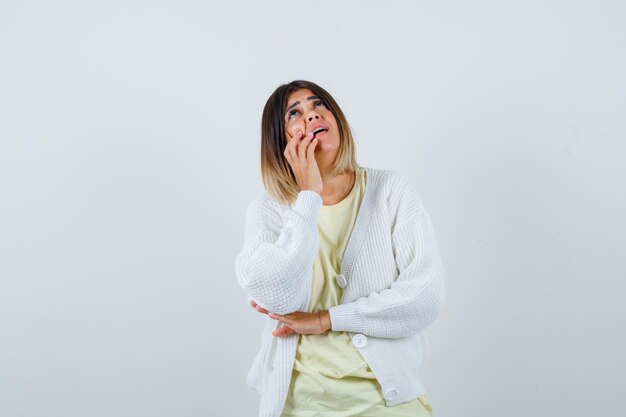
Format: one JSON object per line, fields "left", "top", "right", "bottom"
{"left": 384, "top": 388, "right": 398, "bottom": 401}
{"left": 336, "top": 274, "right": 347, "bottom": 288}
{"left": 352, "top": 333, "right": 367, "bottom": 348}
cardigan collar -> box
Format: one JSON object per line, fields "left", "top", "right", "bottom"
{"left": 281, "top": 165, "right": 379, "bottom": 277}
{"left": 341, "top": 166, "right": 377, "bottom": 277}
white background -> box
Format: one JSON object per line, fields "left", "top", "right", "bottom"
{"left": 1, "top": 1, "right": 624, "bottom": 416}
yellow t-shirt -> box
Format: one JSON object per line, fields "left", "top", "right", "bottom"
{"left": 280, "top": 167, "right": 433, "bottom": 417}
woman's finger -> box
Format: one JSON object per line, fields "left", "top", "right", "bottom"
{"left": 283, "top": 147, "right": 293, "bottom": 166}
{"left": 297, "top": 131, "right": 314, "bottom": 161}
{"left": 307, "top": 136, "right": 319, "bottom": 159}
{"left": 268, "top": 312, "right": 286, "bottom": 322}
{"left": 272, "top": 325, "right": 295, "bottom": 337}
{"left": 285, "top": 130, "right": 303, "bottom": 166}
{"left": 249, "top": 299, "right": 269, "bottom": 314}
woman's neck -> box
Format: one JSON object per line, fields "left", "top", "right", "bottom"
{"left": 319, "top": 169, "right": 356, "bottom": 206}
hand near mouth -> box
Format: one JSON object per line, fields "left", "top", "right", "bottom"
{"left": 283, "top": 130, "right": 323, "bottom": 195}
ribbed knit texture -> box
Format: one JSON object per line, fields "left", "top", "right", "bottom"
{"left": 235, "top": 166, "right": 445, "bottom": 417}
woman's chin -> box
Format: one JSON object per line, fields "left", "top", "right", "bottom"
{"left": 315, "top": 136, "right": 337, "bottom": 150}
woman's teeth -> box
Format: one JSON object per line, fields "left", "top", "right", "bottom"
{"left": 313, "top": 128, "right": 327, "bottom": 138}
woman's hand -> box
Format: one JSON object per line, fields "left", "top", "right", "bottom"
{"left": 283, "top": 130, "right": 323, "bottom": 195}
{"left": 249, "top": 299, "right": 331, "bottom": 337}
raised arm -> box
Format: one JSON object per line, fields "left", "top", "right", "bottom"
{"left": 235, "top": 190, "right": 322, "bottom": 315}
{"left": 328, "top": 176, "right": 445, "bottom": 338}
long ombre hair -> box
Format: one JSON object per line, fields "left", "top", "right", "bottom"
{"left": 261, "top": 80, "right": 359, "bottom": 206}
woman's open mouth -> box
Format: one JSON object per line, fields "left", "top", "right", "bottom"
{"left": 312, "top": 127, "right": 328, "bottom": 139}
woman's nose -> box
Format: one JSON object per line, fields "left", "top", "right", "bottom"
{"left": 307, "top": 112, "right": 320, "bottom": 122}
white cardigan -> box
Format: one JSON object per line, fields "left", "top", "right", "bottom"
{"left": 235, "top": 166, "right": 445, "bottom": 417}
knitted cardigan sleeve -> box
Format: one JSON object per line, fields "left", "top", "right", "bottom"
{"left": 235, "top": 190, "right": 322, "bottom": 315}
{"left": 328, "top": 174, "right": 446, "bottom": 338}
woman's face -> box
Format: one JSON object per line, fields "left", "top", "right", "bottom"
{"left": 283, "top": 88, "right": 340, "bottom": 154}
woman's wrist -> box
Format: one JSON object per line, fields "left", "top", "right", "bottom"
{"left": 319, "top": 310, "right": 332, "bottom": 333}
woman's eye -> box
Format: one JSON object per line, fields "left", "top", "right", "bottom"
{"left": 314, "top": 100, "right": 324, "bottom": 108}
{"left": 287, "top": 109, "right": 298, "bottom": 120}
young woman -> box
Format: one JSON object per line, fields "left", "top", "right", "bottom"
{"left": 235, "top": 80, "right": 445, "bottom": 417}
